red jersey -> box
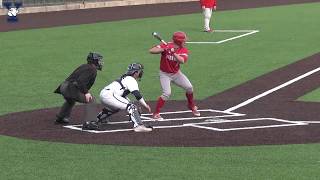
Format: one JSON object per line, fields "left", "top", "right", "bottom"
{"left": 157, "top": 42, "right": 188, "bottom": 74}
{"left": 200, "top": 0, "right": 216, "bottom": 8}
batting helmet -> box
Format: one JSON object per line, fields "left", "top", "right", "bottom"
{"left": 87, "top": 52, "right": 103, "bottom": 71}
{"left": 172, "top": 31, "right": 187, "bottom": 47}
{"left": 126, "top": 63, "right": 144, "bottom": 79}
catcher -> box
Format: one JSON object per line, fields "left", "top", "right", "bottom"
{"left": 82, "top": 63, "right": 153, "bottom": 132}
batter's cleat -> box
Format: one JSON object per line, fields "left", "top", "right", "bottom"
{"left": 82, "top": 121, "right": 99, "bottom": 130}
{"left": 55, "top": 117, "right": 70, "bottom": 124}
{"left": 152, "top": 113, "right": 164, "bottom": 121}
{"left": 190, "top": 106, "right": 201, "bottom": 116}
{"left": 133, "top": 125, "right": 153, "bottom": 132}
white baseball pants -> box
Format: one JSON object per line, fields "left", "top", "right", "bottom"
{"left": 203, "top": 8, "right": 213, "bottom": 31}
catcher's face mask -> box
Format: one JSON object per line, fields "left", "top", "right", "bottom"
{"left": 127, "top": 63, "right": 144, "bottom": 80}
{"left": 87, "top": 52, "right": 104, "bottom": 71}
{"left": 137, "top": 63, "right": 144, "bottom": 80}
{"left": 138, "top": 70, "right": 143, "bottom": 79}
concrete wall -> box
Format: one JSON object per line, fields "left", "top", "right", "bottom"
{"left": 0, "top": 0, "right": 198, "bottom": 15}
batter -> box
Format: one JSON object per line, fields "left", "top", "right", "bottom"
{"left": 149, "top": 31, "right": 200, "bottom": 120}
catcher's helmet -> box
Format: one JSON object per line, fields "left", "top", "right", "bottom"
{"left": 126, "top": 63, "right": 144, "bottom": 79}
{"left": 87, "top": 52, "right": 104, "bottom": 71}
{"left": 172, "top": 31, "right": 187, "bottom": 47}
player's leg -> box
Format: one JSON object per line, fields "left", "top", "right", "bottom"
{"left": 83, "top": 91, "right": 151, "bottom": 132}
{"left": 172, "top": 71, "right": 200, "bottom": 116}
{"left": 104, "top": 94, "right": 151, "bottom": 132}
{"left": 56, "top": 82, "right": 87, "bottom": 124}
{"left": 208, "top": 8, "right": 213, "bottom": 30}
{"left": 126, "top": 103, "right": 152, "bottom": 132}
{"left": 83, "top": 106, "right": 119, "bottom": 130}
{"left": 126, "top": 104, "right": 142, "bottom": 126}
{"left": 153, "top": 71, "right": 172, "bottom": 119}
{"left": 55, "top": 82, "right": 76, "bottom": 124}
{"left": 55, "top": 98, "right": 75, "bottom": 124}
{"left": 96, "top": 107, "right": 118, "bottom": 123}
{"left": 82, "top": 90, "right": 123, "bottom": 130}
{"left": 203, "top": 8, "right": 213, "bottom": 32}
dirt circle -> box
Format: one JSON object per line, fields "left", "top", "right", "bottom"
{"left": 0, "top": 100, "right": 319, "bottom": 147}
{"left": 2, "top": 53, "right": 320, "bottom": 147}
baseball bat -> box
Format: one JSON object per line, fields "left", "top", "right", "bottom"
{"left": 152, "top": 32, "right": 167, "bottom": 45}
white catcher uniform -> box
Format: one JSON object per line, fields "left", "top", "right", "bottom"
{"left": 99, "top": 75, "right": 148, "bottom": 128}
{"left": 82, "top": 63, "right": 152, "bottom": 132}
{"left": 100, "top": 76, "right": 142, "bottom": 110}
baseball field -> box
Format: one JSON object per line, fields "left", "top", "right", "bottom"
{"left": 1, "top": 0, "right": 320, "bottom": 179}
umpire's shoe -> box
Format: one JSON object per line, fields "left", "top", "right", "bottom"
{"left": 82, "top": 121, "right": 99, "bottom": 130}
{"left": 55, "top": 116, "right": 70, "bottom": 124}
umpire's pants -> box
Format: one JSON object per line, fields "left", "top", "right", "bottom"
{"left": 56, "top": 81, "right": 87, "bottom": 119}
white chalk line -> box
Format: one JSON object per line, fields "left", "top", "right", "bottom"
{"left": 185, "top": 118, "right": 308, "bottom": 132}
{"left": 216, "top": 30, "right": 259, "bottom": 44}
{"left": 140, "top": 109, "right": 242, "bottom": 115}
{"left": 65, "top": 125, "right": 134, "bottom": 133}
{"left": 225, "top": 67, "right": 320, "bottom": 113}
{"left": 63, "top": 109, "right": 243, "bottom": 133}
{"left": 187, "top": 29, "right": 259, "bottom": 44}
{"left": 65, "top": 124, "right": 189, "bottom": 133}
{"left": 296, "top": 121, "right": 320, "bottom": 124}
{"left": 63, "top": 109, "right": 315, "bottom": 133}
{"left": 187, "top": 123, "right": 306, "bottom": 132}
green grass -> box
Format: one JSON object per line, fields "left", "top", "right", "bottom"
{"left": 0, "top": 2, "right": 320, "bottom": 115}
{"left": 1, "top": 136, "right": 320, "bottom": 180}
{"left": 299, "top": 89, "right": 320, "bottom": 102}
{"left": 187, "top": 30, "right": 247, "bottom": 42}
{"left": 0, "top": 2, "right": 320, "bottom": 179}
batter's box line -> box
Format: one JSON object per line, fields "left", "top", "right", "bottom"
{"left": 120, "top": 109, "right": 243, "bottom": 121}
{"left": 186, "top": 29, "right": 259, "bottom": 44}
{"left": 140, "top": 109, "right": 245, "bottom": 116}
{"left": 124, "top": 109, "right": 229, "bottom": 121}
{"left": 184, "top": 118, "right": 308, "bottom": 132}
{"left": 295, "top": 121, "right": 320, "bottom": 124}
{"left": 65, "top": 119, "right": 228, "bottom": 134}
{"left": 63, "top": 109, "right": 243, "bottom": 133}
{"left": 139, "top": 109, "right": 245, "bottom": 122}
{"left": 67, "top": 109, "right": 243, "bottom": 126}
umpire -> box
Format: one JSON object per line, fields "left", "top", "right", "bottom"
{"left": 54, "top": 52, "right": 104, "bottom": 124}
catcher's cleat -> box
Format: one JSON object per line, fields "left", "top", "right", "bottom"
{"left": 152, "top": 113, "right": 164, "bottom": 121}
{"left": 190, "top": 106, "right": 201, "bottom": 116}
{"left": 96, "top": 108, "right": 113, "bottom": 124}
{"left": 55, "top": 117, "right": 70, "bottom": 124}
{"left": 96, "top": 116, "right": 109, "bottom": 124}
{"left": 82, "top": 121, "right": 100, "bottom": 130}
{"left": 133, "top": 125, "right": 153, "bottom": 132}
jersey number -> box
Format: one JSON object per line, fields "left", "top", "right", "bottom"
{"left": 166, "top": 55, "right": 175, "bottom": 61}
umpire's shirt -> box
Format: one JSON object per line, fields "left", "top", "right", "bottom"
{"left": 54, "top": 64, "right": 97, "bottom": 102}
